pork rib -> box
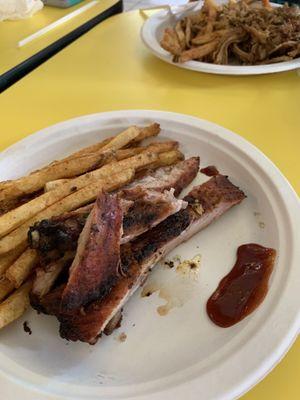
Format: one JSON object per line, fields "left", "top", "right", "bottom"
{"left": 59, "top": 175, "right": 246, "bottom": 343}
{"left": 60, "top": 192, "right": 123, "bottom": 312}
{"left": 124, "top": 156, "right": 200, "bottom": 196}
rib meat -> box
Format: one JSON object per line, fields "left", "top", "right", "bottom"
{"left": 125, "top": 156, "right": 199, "bottom": 196}
{"left": 28, "top": 205, "right": 92, "bottom": 266}
{"left": 60, "top": 192, "right": 123, "bottom": 312}
{"left": 58, "top": 175, "right": 245, "bottom": 343}
{"left": 121, "top": 188, "right": 186, "bottom": 244}
{"left": 28, "top": 157, "right": 199, "bottom": 265}
{"left": 31, "top": 284, "right": 65, "bottom": 316}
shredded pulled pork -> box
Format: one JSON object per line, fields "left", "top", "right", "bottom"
{"left": 160, "top": 0, "right": 300, "bottom": 65}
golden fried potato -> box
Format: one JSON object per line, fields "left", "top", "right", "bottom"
{"left": 0, "top": 277, "right": 14, "bottom": 302}
{"left": 6, "top": 249, "right": 38, "bottom": 288}
{"left": 0, "top": 280, "right": 32, "bottom": 329}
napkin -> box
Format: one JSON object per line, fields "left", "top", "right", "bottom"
{"left": 0, "top": 0, "right": 44, "bottom": 21}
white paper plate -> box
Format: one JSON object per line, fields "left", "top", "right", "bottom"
{"left": 0, "top": 110, "right": 299, "bottom": 400}
{"left": 141, "top": 1, "right": 300, "bottom": 75}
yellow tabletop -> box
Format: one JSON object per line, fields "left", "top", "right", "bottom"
{"left": 0, "top": 0, "right": 119, "bottom": 77}
{"left": 0, "top": 9, "right": 299, "bottom": 399}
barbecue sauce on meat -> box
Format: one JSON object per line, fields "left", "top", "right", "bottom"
{"left": 207, "top": 244, "right": 276, "bottom": 327}
{"left": 200, "top": 166, "right": 219, "bottom": 176}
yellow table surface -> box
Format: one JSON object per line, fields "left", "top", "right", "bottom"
{"left": 0, "top": 9, "right": 299, "bottom": 399}
{"left": 0, "top": 0, "right": 118, "bottom": 76}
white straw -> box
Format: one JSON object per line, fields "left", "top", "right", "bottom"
{"left": 18, "top": 0, "right": 98, "bottom": 48}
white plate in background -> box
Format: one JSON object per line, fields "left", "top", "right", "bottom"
{"left": 0, "top": 110, "right": 299, "bottom": 400}
{"left": 141, "top": 1, "right": 300, "bottom": 75}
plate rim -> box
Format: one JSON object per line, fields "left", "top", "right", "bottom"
{"left": 0, "top": 110, "right": 299, "bottom": 400}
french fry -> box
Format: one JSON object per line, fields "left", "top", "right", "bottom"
{"left": 151, "top": 150, "right": 184, "bottom": 168}
{"left": 114, "top": 147, "right": 144, "bottom": 161}
{"left": 55, "top": 123, "right": 161, "bottom": 163}
{"left": 47, "top": 122, "right": 160, "bottom": 163}
{"left": 6, "top": 249, "right": 38, "bottom": 288}
{"left": 0, "top": 280, "right": 32, "bottom": 330}
{"left": 0, "top": 194, "right": 38, "bottom": 217}
{"left": 115, "top": 141, "right": 177, "bottom": 160}
{"left": 62, "top": 137, "right": 112, "bottom": 161}
{"left": 0, "top": 244, "right": 27, "bottom": 276}
{"left": 93, "top": 147, "right": 145, "bottom": 166}
{"left": 0, "top": 149, "right": 112, "bottom": 205}
{"left": 0, "top": 168, "right": 134, "bottom": 255}
{"left": 130, "top": 123, "right": 161, "bottom": 144}
{"left": 32, "top": 252, "right": 74, "bottom": 298}
{"left": 0, "top": 277, "right": 14, "bottom": 302}
{"left": 97, "top": 152, "right": 159, "bottom": 177}
{"left": 44, "top": 179, "right": 70, "bottom": 192}
{"left": 146, "top": 141, "right": 178, "bottom": 153}
{"left": 101, "top": 126, "right": 141, "bottom": 151}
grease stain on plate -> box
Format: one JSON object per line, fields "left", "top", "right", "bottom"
{"left": 141, "top": 254, "right": 201, "bottom": 316}
{"left": 115, "top": 332, "right": 127, "bottom": 343}
{"left": 253, "top": 210, "right": 265, "bottom": 229}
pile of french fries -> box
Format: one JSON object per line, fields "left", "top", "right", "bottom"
{"left": 0, "top": 123, "right": 184, "bottom": 331}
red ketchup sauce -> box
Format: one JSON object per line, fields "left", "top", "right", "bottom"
{"left": 207, "top": 244, "right": 276, "bottom": 327}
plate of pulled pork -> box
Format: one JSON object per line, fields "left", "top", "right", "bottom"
{"left": 0, "top": 110, "right": 299, "bottom": 399}
{"left": 141, "top": 0, "right": 300, "bottom": 75}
